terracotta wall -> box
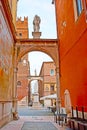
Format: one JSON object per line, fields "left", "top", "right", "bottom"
{"left": 16, "top": 17, "right": 29, "bottom": 39}
{"left": 0, "top": 0, "right": 15, "bottom": 126}
{"left": 16, "top": 17, "right": 29, "bottom": 101}
{"left": 39, "top": 62, "right": 56, "bottom": 97}
{"left": 0, "top": 1, "right": 14, "bottom": 101}
{"left": 17, "top": 54, "right": 29, "bottom": 101}
{"left": 56, "top": 0, "right": 87, "bottom": 111}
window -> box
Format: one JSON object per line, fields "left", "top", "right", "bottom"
{"left": 84, "top": 0, "right": 87, "bottom": 22}
{"left": 45, "top": 85, "right": 49, "bottom": 91}
{"left": 19, "top": 33, "right": 22, "bottom": 37}
{"left": 73, "top": 0, "right": 83, "bottom": 21}
{"left": 50, "top": 69, "right": 54, "bottom": 76}
{"left": 23, "top": 60, "right": 27, "bottom": 66}
{"left": 76, "top": 0, "right": 82, "bottom": 16}
{"left": 17, "top": 81, "right": 21, "bottom": 86}
{"left": 50, "top": 85, "right": 54, "bottom": 91}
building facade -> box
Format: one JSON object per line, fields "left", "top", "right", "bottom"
{"left": 56, "top": 0, "right": 87, "bottom": 115}
{"left": 17, "top": 54, "right": 30, "bottom": 105}
{"left": 0, "top": 0, "right": 30, "bottom": 126}
{"left": 39, "top": 62, "right": 56, "bottom": 106}
{"left": 0, "top": 0, "right": 17, "bottom": 127}
{"left": 16, "top": 17, "right": 30, "bottom": 105}
{"left": 16, "top": 17, "right": 29, "bottom": 39}
{"left": 1, "top": 0, "right": 87, "bottom": 128}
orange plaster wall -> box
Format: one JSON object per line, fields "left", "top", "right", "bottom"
{"left": 56, "top": 0, "right": 87, "bottom": 110}
{"left": 60, "top": 32, "right": 87, "bottom": 107}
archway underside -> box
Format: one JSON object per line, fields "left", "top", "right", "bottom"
{"left": 16, "top": 39, "right": 59, "bottom": 66}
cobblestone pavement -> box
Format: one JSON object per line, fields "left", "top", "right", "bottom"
{"left": 0, "top": 106, "right": 70, "bottom": 130}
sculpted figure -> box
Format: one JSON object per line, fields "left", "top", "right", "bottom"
{"left": 33, "top": 15, "right": 41, "bottom": 32}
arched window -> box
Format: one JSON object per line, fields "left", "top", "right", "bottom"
{"left": 17, "top": 81, "right": 21, "bottom": 86}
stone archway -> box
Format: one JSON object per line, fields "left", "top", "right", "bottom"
{"left": 16, "top": 39, "right": 58, "bottom": 66}
{"left": 13, "top": 38, "right": 60, "bottom": 117}
{"left": 28, "top": 76, "right": 43, "bottom": 106}
{"left": 28, "top": 78, "right": 43, "bottom": 107}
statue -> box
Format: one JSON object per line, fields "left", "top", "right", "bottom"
{"left": 34, "top": 80, "right": 38, "bottom": 93}
{"left": 33, "top": 15, "right": 41, "bottom": 32}
{"left": 34, "top": 69, "right": 37, "bottom": 76}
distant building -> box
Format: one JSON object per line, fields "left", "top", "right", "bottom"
{"left": 16, "top": 17, "right": 30, "bottom": 105}
{"left": 16, "top": 17, "right": 29, "bottom": 38}
{"left": 39, "top": 62, "right": 56, "bottom": 107}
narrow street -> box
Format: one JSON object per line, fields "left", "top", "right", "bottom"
{"left": 18, "top": 106, "right": 54, "bottom": 116}
{"left": 0, "top": 106, "right": 69, "bottom": 130}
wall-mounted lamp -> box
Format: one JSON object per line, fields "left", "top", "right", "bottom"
{"left": 62, "top": 21, "right": 67, "bottom": 27}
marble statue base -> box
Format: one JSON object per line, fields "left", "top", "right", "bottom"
{"left": 32, "top": 93, "right": 41, "bottom": 109}
{"left": 32, "top": 32, "right": 41, "bottom": 39}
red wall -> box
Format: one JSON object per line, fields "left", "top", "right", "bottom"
{"left": 17, "top": 54, "right": 29, "bottom": 101}
{"left": 56, "top": 0, "right": 87, "bottom": 110}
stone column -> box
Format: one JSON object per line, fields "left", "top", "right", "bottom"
{"left": 55, "top": 67, "right": 61, "bottom": 114}
{"left": 12, "top": 46, "right": 19, "bottom": 120}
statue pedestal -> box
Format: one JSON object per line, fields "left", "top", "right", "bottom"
{"left": 32, "top": 93, "right": 41, "bottom": 108}
{"left": 32, "top": 32, "right": 41, "bottom": 39}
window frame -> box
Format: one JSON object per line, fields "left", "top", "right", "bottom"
{"left": 50, "top": 69, "right": 54, "bottom": 76}
{"left": 17, "top": 81, "right": 21, "bottom": 86}
{"left": 76, "top": 0, "right": 83, "bottom": 16}
{"left": 73, "top": 0, "right": 83, "bottom": 21}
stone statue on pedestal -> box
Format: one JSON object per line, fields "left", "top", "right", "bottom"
{"left": 34, "top": 80, "right": 38, "bottom": 94}
{"left": 33, "top": 15, "right": 41, "bottom": 32}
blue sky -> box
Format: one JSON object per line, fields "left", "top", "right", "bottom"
{"left": 17, "top": 0, "right": 57, "bottom": 38}
{"left": 17, "top": 0, "right": 56, "bottom": 75}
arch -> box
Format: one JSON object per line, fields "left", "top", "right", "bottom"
{"left": 14, "top": 38, "right": 60, "bottom": 114}
{"left": 16, "top": 39, "right": 59, "bottom": 67}
{"left": 28, "top": 76, "right": 43, "bottom": 82}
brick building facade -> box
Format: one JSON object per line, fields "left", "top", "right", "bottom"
{"left": 1, "top": 0, "right": 87, "bottom": 127}
{"left": 16, "top": 17, "right": 29, "bottom": 39}
{"left": 39, "top": 62, "right": 56, "bottom": 106}
{"left": 16, "top": 17, "right": 30, "bottom": 104}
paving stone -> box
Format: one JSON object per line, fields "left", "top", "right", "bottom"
{"left": 21, "top": 122, "right": 58, "bottom": 130}
{"left": 0, "top": 107, "right": 68, "bottom": 130}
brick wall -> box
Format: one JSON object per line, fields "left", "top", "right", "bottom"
{"left": 39, "top": 62, "right": 56, "bottom": 97}
{"left": 16, "top": 17, "right": 30, "bottom": 101}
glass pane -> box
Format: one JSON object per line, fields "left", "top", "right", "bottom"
{"left": 50, "top": 69, "right": 54, "bottom": 76}
{"left": 76, "top": 0, "right": 82, "bottom": 16}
